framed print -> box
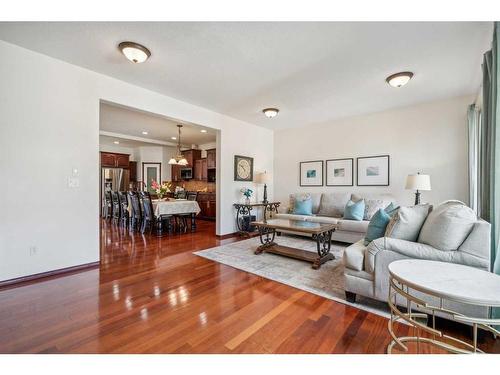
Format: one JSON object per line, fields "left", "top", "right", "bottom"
{"left": 300, "top": 160, "right": 323, "bottom": 186}
{"left": 357, "top": 155, "right": 390, "bottom": 186}
{"left": 234, "top": 155, "right": 254, "bottom": 181}
{"left": 326, "top": 158, "right": 354, "bottom": 186}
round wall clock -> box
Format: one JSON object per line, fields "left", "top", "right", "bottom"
{"left": 234, "top": 155, "right": 254, "bottom": 181}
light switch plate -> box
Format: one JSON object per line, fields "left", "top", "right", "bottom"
{"left": 68, "top": 177, "right": 80, "bottom": 188}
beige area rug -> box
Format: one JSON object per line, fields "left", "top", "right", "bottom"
{"left": 194, "top": 234, "right": 391, "bottom": 319}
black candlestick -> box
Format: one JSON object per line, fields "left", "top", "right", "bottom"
{"left": 414, "top": 190, "right": 421, "bottom": 205}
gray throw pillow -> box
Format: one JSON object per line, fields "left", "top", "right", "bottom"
{"left": 418, "top": 201, "right": 477, "bottom": 251}
{"left": 385, "top": 204, "right": 432, "bottom": 242}
{"left": 364, "top": 199, "right": 388, "bottom": 220}
{"left": 317, "top": 192, "right": 351, "bottom": 217}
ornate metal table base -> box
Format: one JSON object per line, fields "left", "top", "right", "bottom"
{"left": 234, "top": 202, "right": 280, "bottom": 236}
{"left": 254, "top": 227, "right": 335, "bottom": 270}
{"left": 387, "top": 274, "right": 500, "bottom": 354}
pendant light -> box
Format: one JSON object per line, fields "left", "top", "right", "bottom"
{"left": 168, "top": 125, "right": 189, "bottom": 165}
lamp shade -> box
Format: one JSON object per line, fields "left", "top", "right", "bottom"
{"left": 405, "top": 174, "right": 431, "bottom": 191}
{"left": 256, "top": 172, "right": 271, "bottom": 184}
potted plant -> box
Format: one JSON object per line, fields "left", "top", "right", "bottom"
{"left": 240, "top": 188, "right": 253, "bottom": 205}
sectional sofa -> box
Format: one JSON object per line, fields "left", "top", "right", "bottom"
{"left": 276, "top": 192, "right": 396, "bottom": 243}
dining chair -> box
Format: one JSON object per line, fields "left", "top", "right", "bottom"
{"left": 174, "top": 191, "right": 198, "bottom": 233}
{"left": 186, "top": 191, "right": 198, "bottom": 201}
{"left": 139, "top": 191, "right": 173, "bottom": 235}
{"left": 175, "top": 190, "right": 187, "bottom": 199}
{"left": 111, "top": 191, "right": 121, "bottom": 225}
{"left": 103, "top": 191, "right": 112, "bottom": 220}
{"left": 118, "top": 191, "right": 129, "bottom": 227}
{"left": 128, "top": 191, "right": 142, "bottom": 231}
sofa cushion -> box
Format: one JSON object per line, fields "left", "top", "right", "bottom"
{"left": 307, "top": 215, "right": 340, "bottom": 224}
{"left": 364, "top": 208, "right": 392, "bottom": 246}
{"left": 275, "top": 213, "right": 310, "bottom": 221}
{"left": 418, "top": 201, "right": 477, "bottom": 251}
{"left": 343, "top": 199, "right": 365, "bottom": 221}
{"left": 338, "top": 219, "right": 370, "bottom": 233}
{"left": 364, "top": 199, "right": 388, "bottom": 220}
{"left": 293, "top": 195, "right": 313, "bottom": 215}
{"left": 289, "top": 193, "right": 322, "bottom": 214}
{"left": 343, "top": 240, "right": 366, "bottom": 271}
{"left": 385, "top": 204, "right": 431, "bottom": 242}
{"left": 317, "top": 192, "right": 351, "bottom": 217}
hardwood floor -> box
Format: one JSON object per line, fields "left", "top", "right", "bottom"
{"left": 0, "top": 219, "right": 498, "bottom": 354}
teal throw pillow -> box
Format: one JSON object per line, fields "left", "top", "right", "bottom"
{"left": 364, "top": 208, "right": 392, "bottom": 246}
{"left": 384, "top": 202, "right": 398, "bottom": 214}
{"left": 293, "top": 197, "right": 313, "bottom": 215}
{"left": 343, "top": 199, "right": 365, "bottom": 221}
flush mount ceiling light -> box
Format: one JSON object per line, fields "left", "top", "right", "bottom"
{"left": 118, "top": 41, "right": 151, "bottom": 64}
{"left": 386, "top": 72, "right": 414, "bottom": 88}
{"left": 168, "top": 125, "right": 189, "bottom": 166}
{"left": 262, "top": 108, "right": 279, "bottom": 118}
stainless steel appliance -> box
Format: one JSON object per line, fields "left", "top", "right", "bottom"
{"left": 101, "top": 168, "right": 130, "bottom": 209}
{"left": 180, "top": 168, "right": 193, "bottom": 180}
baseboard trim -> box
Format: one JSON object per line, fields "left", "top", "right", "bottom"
{"left": 216, "top": 232, "right": 239, "bottom": 240}
{"left": 0, "top": 261, "right": 100, "bottom": 290}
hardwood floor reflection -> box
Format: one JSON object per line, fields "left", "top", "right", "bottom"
{"left": 0, "top": 219, "right": 498, "bottom": 353}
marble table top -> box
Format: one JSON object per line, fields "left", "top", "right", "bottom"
{"left": 389, "top": 259, "right": 500, "bottom": 307}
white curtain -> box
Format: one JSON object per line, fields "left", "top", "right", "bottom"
{"left": 467, "top": 104, "right": 481, "bottom": 215}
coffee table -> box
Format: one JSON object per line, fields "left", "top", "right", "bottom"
{"left": 387, "top": 259, "right": 500, "bottom": 354}
{"left": 251, "top": 219, "right": 338, "bottom": 269}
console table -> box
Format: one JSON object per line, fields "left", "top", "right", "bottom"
{"left": 387, "top": 259, "right": 500, "bottom": 354}
{"left": 233, "top": 202, "right": 280, "bottom": 234}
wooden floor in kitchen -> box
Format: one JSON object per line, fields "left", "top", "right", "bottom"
{"left": 0, "top": 219, "right": 498, "bottom": 354}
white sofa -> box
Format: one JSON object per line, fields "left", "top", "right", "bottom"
{"left": 276, "top": 192, "right": 396, "bottom": 243}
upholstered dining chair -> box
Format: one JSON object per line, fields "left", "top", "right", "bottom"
{"left": 128, "top": 191, "right": 142, "bottom": 231}
{"left": 103, "top": 191, "right": 113, "bottom": 220}
{"left": 111, "top": 191, "right": 121, "bottom": 225}
{"left": 174, "top": 191, "right": 198, "bottom": 233}
{"left": 139, "top": 191, "right": 173, "bottom": 235}
{"left": 117, "top": 191, "right": 129, "bottom": 227}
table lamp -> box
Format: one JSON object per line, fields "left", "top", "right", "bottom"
{"left": 405, "top": 173, "right": 431, "bottom": 205}
{"left": 256, "top": 171, "right": 271, "bottom": 204}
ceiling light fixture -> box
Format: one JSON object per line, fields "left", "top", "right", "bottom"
{"left": 263, "top": 108, "right": 279, "bottom": 118}
{"left": 118, "top": 41, "right": 151, "bottom": 64}
{"left": 168, "top": 125, "right": 189, "bottom": 166}
{"left": 386, "top": 71, "right": 414, "bottom": 88}
{"left": 142, "top": 131, "right": 148, "bottom": 135}
{"left": 200, "top": 129, "right": 207, "bottom": 133}
{"left": 113, "top": 141, "right": 120, "bottom": 144}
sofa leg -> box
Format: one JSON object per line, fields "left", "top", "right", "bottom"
{"left": 345, "top": 291, "right": 356, "bottom": 303}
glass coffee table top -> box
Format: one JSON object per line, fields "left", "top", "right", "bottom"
{"left": 251, "top": 219, "right": 338, "bottom": 234}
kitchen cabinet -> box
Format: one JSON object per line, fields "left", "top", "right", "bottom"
{"left": 194, "top": 158, "right": 208, "bottom": 181}
{"left": 100, "top": 152, "right": 130, "bottom": 168}
{"left": 201, "top": 158, "right": 208, "bottom": 180}
{"left": 197, "top": 192, "right": 216, "bottom": 220}
{"left": 171, "top": 164, "right": 181, "bottom": 182}
{"left": 207, "top": 149, "right": 216, "bottom": 169}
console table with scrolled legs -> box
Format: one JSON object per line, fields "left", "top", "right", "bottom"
{"left": 233, "top": 202, "right": 280, "bottom": 235}
{"left": 387, "top": 259, "right": 500, "bottom": 354}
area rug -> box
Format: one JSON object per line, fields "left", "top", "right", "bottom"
{"left": 194, "top": 235, "right": 391, "bottom": 319}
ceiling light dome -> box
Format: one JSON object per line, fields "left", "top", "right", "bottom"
{"left": 118, "top": 41, "right": 151, "bottom": 63}
{"left": 386, "top": 72, "right": 414, "bottom": 88}
{"left": 263, "top": 108, "right": 279, "bottom": 118}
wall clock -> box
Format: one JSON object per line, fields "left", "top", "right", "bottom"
{"left": 234, "top": 155, "right": 254, "bottom": 181}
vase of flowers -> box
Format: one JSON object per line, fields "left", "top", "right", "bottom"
{"left": 151, "top": 180, "right": 172, "bottom": 200}
{"left": 240, "top": 188, "right": 253, "bottom": 205}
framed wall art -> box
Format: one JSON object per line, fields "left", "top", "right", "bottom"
{"left": 356, "top": 155, "right": 390, "bottom": 186}
{"left": 326, "top": 158, "right": 353, "bottom": 186}
{"left": 299, "top": 160, "right": 323, "bottom": 186}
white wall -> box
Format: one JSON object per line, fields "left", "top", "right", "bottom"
{"left": 274, "top": 95, "right": 472, "bottom": 209}
{"left": 0, "top": 40, "right": 273, "bottom": 282}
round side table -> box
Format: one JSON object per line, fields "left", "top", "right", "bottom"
{"left": 387, "top": 259, "right": 500, "bottom": 354}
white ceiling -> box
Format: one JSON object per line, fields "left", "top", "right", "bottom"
{"left": 0, "top": 22, "right": 492, "bottom": 130}
{"left": 99, "top": 102, "right": 216, "bottom": 146}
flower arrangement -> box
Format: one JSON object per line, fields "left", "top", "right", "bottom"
{"left": 151, "top": 180, "right": 172, "bottom": 199}
{"left": 240, "top": 188, "right": 253, "bottom": 204}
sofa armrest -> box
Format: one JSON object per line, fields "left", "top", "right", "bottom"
{"left": 365, "top": 236, "right": 490, "bottom": 274}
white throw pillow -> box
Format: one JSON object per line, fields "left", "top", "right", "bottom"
{"left": 418, "top": 201, "right": 477, "bottom": 251}
{"left": 317, "top": 192, "right": 351, "bottom": 217}
{"left": 385, "top": 204, "right": 432, "bottom": 242}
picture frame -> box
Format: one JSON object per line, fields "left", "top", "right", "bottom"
{"left": 356, "top": 155, "right": 390, "bottom": 186}
{"left": 299, "top": 160, "right": 324, "bottom": 186}
{"left": 326, "top": 158, "right": 354, "bottom": 186}
{"left": 234, "top": 155, "right": 254, "bottom": 181}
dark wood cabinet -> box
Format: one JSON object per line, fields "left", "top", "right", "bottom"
{"left": 194, "top": 159, "right": 203, "bottom": 180}
{"left": 100, "top": 152, "right": 130, "bottom": 168}
{"left": 171, "top": 164, "right": 181, "bottom": 182}
{"left": 197, "top": 192, "right": 216, "bottom": 220}
{"left": 182, "top": 149, "right": 201, "bottom": 167}
{"left": 129, "top": 161, "right": 137, "bottom": 181}
{"left": 201, "top": 158, "right": 208, "bottom": 180}
{"left": 172, "top": 149, "right": 203, "bottom": 181}
{"left": 207, "top": 149, "right": 216, "bottom": 169}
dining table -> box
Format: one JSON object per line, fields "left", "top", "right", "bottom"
{"left": 152, "top": 199, "right": 201, "bottom": 232}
